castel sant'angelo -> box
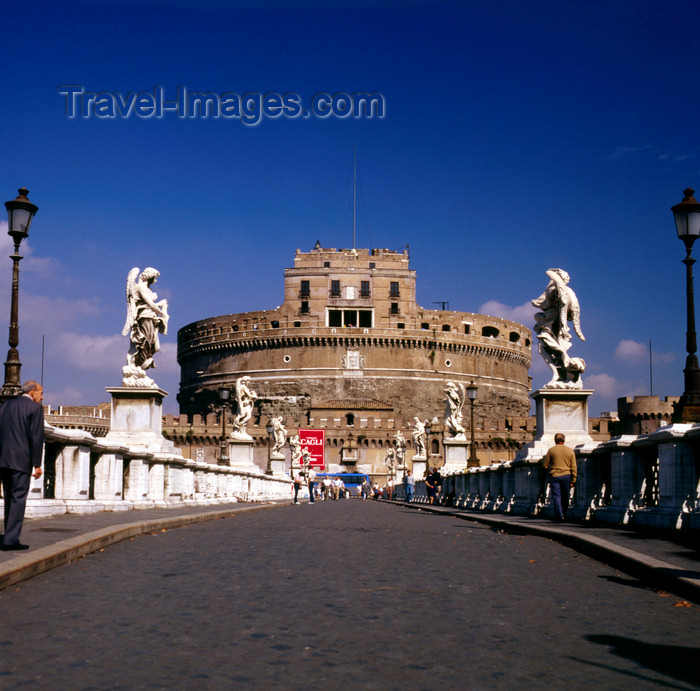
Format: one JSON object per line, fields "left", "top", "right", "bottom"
{"left": 174, "top": 245, "right": 534, "bottom": 474}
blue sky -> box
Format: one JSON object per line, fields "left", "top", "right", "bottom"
{"left": 2, "top": 0, "right": 699, "bottom": 416}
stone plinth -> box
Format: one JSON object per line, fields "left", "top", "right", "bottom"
{"left": 227, "top": 437, "right": 260, "bottom": 473}
{"left": 267, "top": 458, "right": 286, "bottom": 476}
{"left": 105, "top": 387, "right": 177, "bottom": 454}
{"left": 443, "top": 438, "right": 469, "bottom": 473}
{"left": 412, "top": 459, "right": 427, "bottom": 479}
{"left": 533, "top": 388, "right": 593, "bottom": 448}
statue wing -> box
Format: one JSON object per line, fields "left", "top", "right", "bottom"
{"left": 566, "top": 287, "right": 585, "bottom": 341}
{"left": 456, "top": 382, "right": 466, "bottom": 409}
{"left": 122, "top": 267, "right": 139, "bottom": 336}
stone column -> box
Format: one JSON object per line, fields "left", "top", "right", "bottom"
{"left": 56, "top": 443, "right": 101, "bottom": 514}
{"left": 123, "top": 455, "right": 154, "bottom": 508}
{"left": 148, "top": 460, "right": 166, "bottom": 506}
{"left": 92, "top": 445, "right": 129, "bottom": 511}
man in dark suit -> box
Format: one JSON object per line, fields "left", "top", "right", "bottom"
{"left": 0, "top": 380, "right": 44, "bottom": 550}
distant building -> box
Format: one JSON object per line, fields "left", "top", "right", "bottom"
{"left": 616, "top": 395, "right": 679, "bottom": 435}
{"left": 44, "top": 403, "right": 111, "bottom": 437}
{"left": 176, "top": 246, "right": 534, "bottom": 473}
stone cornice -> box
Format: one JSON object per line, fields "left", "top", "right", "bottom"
{"left": 178, "top": 330, "right": 531, "bottom": 369}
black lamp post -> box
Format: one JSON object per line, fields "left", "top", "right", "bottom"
{"left": 671, "top": 188, "right": 700, "bottom": 422}
{"left": 2, "top": 188, "right": 38, "bottom": 399}
{"left": 265, "top": 418, "right": 274, "bottom": 475}
{"left": 218, "top": 387, "right": 231, "bottom": 464}
{"left": 466, "top": 381, "right": 479, "bottom": 467}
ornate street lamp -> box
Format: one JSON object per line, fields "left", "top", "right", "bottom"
{"left": 2, "top": 188, "right": 38, "bottom": 399}
{"left": 671, "top": 189, "right": 700, "bottom": 422}
{"left": 265, "top": 417, "right": 274, "bottom": 475}
{"left": 218, "top": 387, "right": 231, "bottom": 464}
{"left": 466, "top": 381, "right": 479, "bottom": 467}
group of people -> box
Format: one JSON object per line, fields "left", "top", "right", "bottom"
{"left": 322, "top": 476, "right": 348, "bottom": 500}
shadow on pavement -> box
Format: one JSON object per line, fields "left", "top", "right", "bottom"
{"left": 586, "top": 634, "right": 700, "bottom": 687}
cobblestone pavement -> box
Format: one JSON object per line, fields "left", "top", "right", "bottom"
{"left": 0, "top": 500, "right": 699, "bottom": 690}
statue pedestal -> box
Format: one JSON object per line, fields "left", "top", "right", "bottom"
{"left": 412, "top": 459, "right": 427, "bottom": 479}
{"left": 105, "top": 387, "right": 177, "bottom": 454}
{"left": 443, "top": 439, "right": 469, "bottom": 473}
{"left": 516, "top": 388, "right": 594, "bottom": 462}
{"left": 227, "top": 437, "right": 260, "bottom": 473}
{"left": 533, "top": 388, "right": 593, "bottom": 447}
{"left": 267, "top": 454, "right": 287, "bottom": 477}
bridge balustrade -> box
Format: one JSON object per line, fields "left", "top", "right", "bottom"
{"left": 17, "top": 425, "right": 291, "bottom": 518}
{"left": 393, "top": 424, "right": 700, "bottom": 532}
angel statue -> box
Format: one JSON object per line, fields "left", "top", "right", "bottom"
{"left": 270, "top": 416, "right": 287, "bottom": 459}
{"left": 394, "top": 430, "right": 407, "bottom": 466}
{"left": 444, "top": 382, "right": 466, "bottom": 439}
{"left": 289, "top": 434, "right": 303, "bottom": 471}
{"left": 231, "top": 376, "right": 258, "bottom": 439}
{"left": 411, "top": 417, "right": 427, "bottom": 459}
{"left": 531, "top": 268, "right": 586, "bottom": 388}
{"left": 122, "top": 267, "right": 169, "bottom": 387}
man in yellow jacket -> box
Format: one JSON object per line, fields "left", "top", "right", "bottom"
{"left": 541, "top": 433, "right": 577, "bottom": 522}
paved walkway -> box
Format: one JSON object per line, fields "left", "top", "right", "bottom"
{"left": 0, "top": 498, "right": 698, "bottom": 603}
{"left": 0, "top": 499, "right": 698, "bottom": 689}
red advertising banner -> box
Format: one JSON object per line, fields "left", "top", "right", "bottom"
{"left": 299, "top": 428, "right": 325, "bottom": 469}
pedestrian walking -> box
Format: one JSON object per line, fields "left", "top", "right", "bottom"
{"left": 425, "top": 467, "right": 440, "bottom": 505}
{"left": 307, "top": 467, "right": 316, "bottom": 503}
{"left": 403, "top": 470, "right": 414, "bottom": 502}
{"left": 541, "top": 432, "right": 577, "bottom": 522}
{"left": 293, "top": 473, "right": 303, "bottom": 504}
{"left": 362, "top": 478, "right": 371, "bottom": 500}
{"left": 0, "top": 380, "right": 44, "bottom": 550}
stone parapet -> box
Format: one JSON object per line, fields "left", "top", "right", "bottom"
{"left": 395, "top": 422, "right": 700, "bottom": 534}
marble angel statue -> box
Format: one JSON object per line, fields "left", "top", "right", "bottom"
{"left": 122, "top": 267, "right": 169, "bottom": 387}
{"left": 411, "top": 417, "right": 427, "bottom": 459}
{"left": 231, "top": 376, "right": 258, "bottom": 438}
{"left": 531, "top": 268, "right": 586, "bottom": 388}
{"left": 444, "top": 382, "right": 466, "bottom": 439}
{"left": 270, "top": 416, "right": 287, "bottom": 458}
{"left": 394, "top": 429, "right": 407, "bottom": 466}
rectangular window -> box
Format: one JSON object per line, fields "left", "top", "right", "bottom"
{"left": 300, "top": 280, "right": 310, "bottom": 297}
{"left": 301, "top": 301, "right": 309, "bottom": 314}
{"left": 391, "top": 302, "right": 399, "bottom": 314}
{"left": 390, "top": 281, "right": 400, "bottom": 297}
{"left": 331, "top": 280, "right": 340, "bottom": 297}
{"left": 329, "top": 309, "right": 372, "bottom": 327}
{"left": 328, "top": 309, "right": 342, "bottom": 327}
{"left": 360, "top": 281, "right": 370, "bottom": 297}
